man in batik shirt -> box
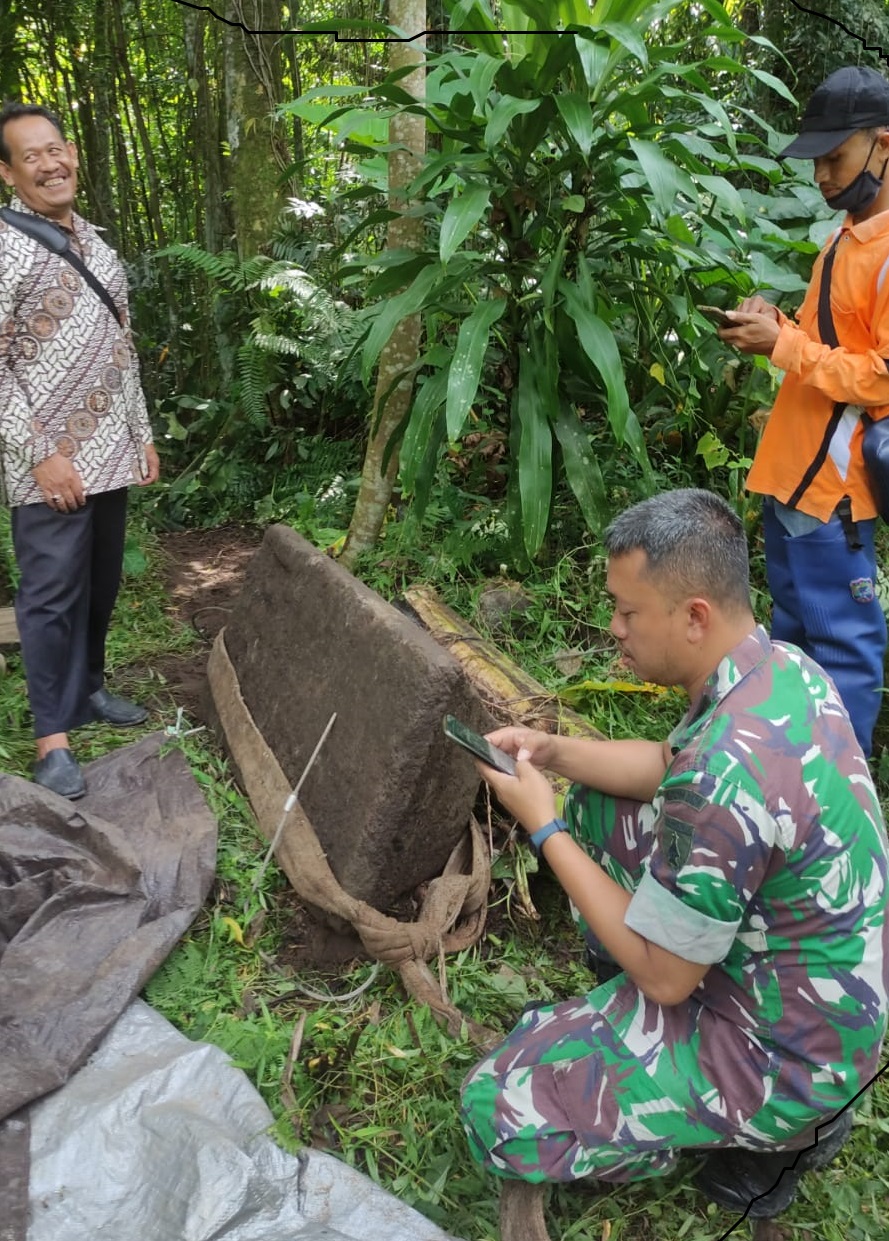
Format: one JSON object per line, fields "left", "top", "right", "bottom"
{"left": 0, "top": 102, "right": 159, "bottom": 799}
{"left": 463, "top": 488, "right": 888, "bottom": 1218}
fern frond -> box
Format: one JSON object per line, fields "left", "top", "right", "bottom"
{"left": 157, "top": 242, "right": 241, "bottom": 285}
{"left": 252, "top": 332, "right": 303, "bottom": 356}
{"left": 236, "top": 342, "right": 270, "bottom": 429}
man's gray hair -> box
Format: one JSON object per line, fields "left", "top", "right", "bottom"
{"left": 603, "top": 489, "right": 752, "bottom": 613}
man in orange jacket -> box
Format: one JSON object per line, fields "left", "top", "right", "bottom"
{"left": 720, "top": 65, "right": 889, "bottom": 756}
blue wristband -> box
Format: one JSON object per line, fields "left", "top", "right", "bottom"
{"left": 528, "top": 817, "right": 568, "bottom": 856}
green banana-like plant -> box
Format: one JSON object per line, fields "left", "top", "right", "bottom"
{"left": 285, "top": 0, "right": 798, "bottom": 559}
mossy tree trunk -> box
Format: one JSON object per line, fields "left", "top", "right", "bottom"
{"left": 339, "top": 0, "right": 426, "bottom": 570}
{"left": 223, "top": 0, "right": 290, "bottom": 259}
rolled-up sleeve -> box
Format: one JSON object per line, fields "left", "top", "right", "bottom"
{"left": 625, "top": 769, "right": 778, "bottom": 964}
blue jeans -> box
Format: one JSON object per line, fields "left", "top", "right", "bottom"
{"left": 762, "top": 498, "right": 885, "bottom": 756}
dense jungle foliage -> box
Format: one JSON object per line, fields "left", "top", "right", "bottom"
{"left": 4, "top": 0, "right": 889, "bottom": 567}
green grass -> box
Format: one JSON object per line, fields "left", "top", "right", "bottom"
{"left": 2, "top": 516, "right": 888, "bottom": 1241}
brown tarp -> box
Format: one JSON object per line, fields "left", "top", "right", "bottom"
{"left": 0, "top": 733, "right": 217, "bottom": 1239}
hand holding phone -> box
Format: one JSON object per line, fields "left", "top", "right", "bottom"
{"left": 442, "top": 715, "right": 517, "bottom": 776}
{"left": 699, "top": 304, "right": 736, "bottom": 329}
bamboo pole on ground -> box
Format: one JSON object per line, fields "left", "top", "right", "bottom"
{"left": 401, "top": 585, "right": 604, "bottom": 740}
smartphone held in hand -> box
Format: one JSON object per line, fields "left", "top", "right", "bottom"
{"left": 442, "top": 715, "right": 517, "bottom": 776}
{"left": 699, "top": 304, "right": 735, "bottom": 328}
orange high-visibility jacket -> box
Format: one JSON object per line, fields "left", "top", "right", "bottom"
{"left": 747, "top": 210, "right": 889, "bottom": 522}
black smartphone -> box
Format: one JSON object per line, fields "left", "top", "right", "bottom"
{"left": 699, "top": 304, "right": 735, "bottom": 328}
{"left": 442, "top": 715, "right": 517, "bottom": 776}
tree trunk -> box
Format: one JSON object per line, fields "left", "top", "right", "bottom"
{"left": 182, "top": 9, "right": 233, "bottom": 256}
{"left": 223, "top": 0, "right": 290, "bottom": 258}
{"left": 339, "top": 0, "right": 426, "bottom": 570}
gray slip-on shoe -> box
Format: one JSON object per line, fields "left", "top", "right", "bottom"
{"left": 33, "top": 748, "right": 86, "bottom": 800}
{"left": 89, "top": 688, "right": 149, "bottom": 727}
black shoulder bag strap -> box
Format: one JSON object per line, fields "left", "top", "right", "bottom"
{"left": 0, "top": 205, "right": 123, "bottom": 328}
{"left": 786, "top": 232, "right": 845, "bottom": 509}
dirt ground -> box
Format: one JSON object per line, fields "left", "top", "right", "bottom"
{"left": 155, "top": 523, "right": 264, "bottom": 723}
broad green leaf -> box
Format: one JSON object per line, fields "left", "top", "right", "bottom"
{"left": 697, "top": 174, "right": 747, "bottom": 223}
{"left": 401, "top": 367, "right": 449, "bottom": 494}
{"left": 561, "top": 282, "right": 630, "bottom": 443}
{"left": 541, "top": 228, "right": 570, "bottom": 329}
{"left": 628, "top": 137, "right": 697, "bottom": 216}
{"left": 502, "top": 0, "right": 549, "bottom": 25}
{"left": 592, "top": 0, "right": 675, "bottom": 20}
{"left": 277, "top": 100, "right": 349, "bottom": 125}
{"left": 665, "top": 214, "right": 696, "bottom": 245}
{"left": 450, "top": 0, "right": 497, "bottom": 27}
{"left": 749, "top": 251, "right": 809, "bottom": 294}
{"left": 734, "top": 152, "right": 783, "bottom": 176}
{"left": 562, "top": 0, "right": 596, "bottom": 21}
{"left": 598, "top": 21, "right": 648, "bottom": 68}
{"left": 445, "top": 299, "right": 506, "bottom": 439}
{"left": 574, "top": 31, "right": 610, "bottom": 93}
{"left": 749, "top": 68, "right": 797, "bottom": 107}
{"left": 409, "top": 149, "right": 488, "bottom": 197}
{"left": 332, "top": 109, "right": 393, "bottom": 145}
{"left": 562, "top": 194, "right": 586, "bottom": 212}
{"left": 484, "top": 96, "right": 540, "bottom": 149}
{"left": 514, "top": 346, "right": 553, "bottom": 558}
{"left": 692, "top": 0, "right": 735, "bottom": 21}
{"left": 448, "top": 0, "right": 501, "bottom": 53}
{"left": 361, "top": 263, "right": 442, "bottom": 384}
{"left": 552, "top": 402, "right": 608, "bottom": 532}
{"left": 281, "top": 84, "right": 368, "bottom": 109}
{"left": 694, "top": 95, "right": 739, "bottom": 152}
{"left": 697, "top": 430, "right": 730, "bottom": 469}
{"left": 468, "top": 54, "right": 502, "bottom": 116}
{"left": 440, "top": 184, "right": 491, "bottom": 263}
{"left": 555, "top": 93, "right": 595, "bottom": 156}
{"left": 499, "top": 0, "right": 533, "bottom": 34}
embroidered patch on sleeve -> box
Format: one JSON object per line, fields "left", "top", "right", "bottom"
{"left": 850, "top": 577, "right": 876, "bottom": 603}
{"left": 659, "top": 813, "right": 695, "bottom": 871}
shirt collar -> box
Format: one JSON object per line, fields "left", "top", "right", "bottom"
{"left": 840, "top": 207, "right": 889, "bottom": 244}
{"left": 671, "top": 625, "right": 772, "bottom": 744}
{"left": 8, "top": 194, "right": 87, "bottom": 240}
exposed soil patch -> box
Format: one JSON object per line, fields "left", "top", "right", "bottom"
{"left": 154, "top": 523, "right": 263, "bottom": 723}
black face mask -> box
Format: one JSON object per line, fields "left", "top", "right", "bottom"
{"left": 825, "top": 137, "right": 889, "bottom": 214}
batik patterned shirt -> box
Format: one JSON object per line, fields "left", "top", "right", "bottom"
{"left": 0, "top": 195, "right": 152, "bottom": 506}
{"left": 625, "top": 625, "right": 889, "bottom": 1120}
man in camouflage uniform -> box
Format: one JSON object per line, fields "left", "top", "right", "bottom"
{"left": 462, "top": 489, "right": 889, "bottom": 1215}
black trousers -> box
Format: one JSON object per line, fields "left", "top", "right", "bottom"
{"left": 11, "top": 488, "right": 128, "bottom": 737}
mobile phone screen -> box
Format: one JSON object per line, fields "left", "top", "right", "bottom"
{"left": 442, "top": 715, "right": 517, "bottom": 776}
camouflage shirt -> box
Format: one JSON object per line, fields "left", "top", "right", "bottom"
{"left": 625, "top": 625, "right": 889, "bottom": 1118}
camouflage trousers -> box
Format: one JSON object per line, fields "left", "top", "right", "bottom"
{"left": 460, "top": 784, "right": 827, "bottom": 1184}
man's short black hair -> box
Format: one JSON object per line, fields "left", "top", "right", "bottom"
{"left": 603, "top": 488, "right": 753, "bottom": 615}
{"left": 0, "top": 102, "right": 66, "bottom": 164}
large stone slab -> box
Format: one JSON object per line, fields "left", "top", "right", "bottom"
{"left": 212, "top": 525, "right": 491, "bottom": 909}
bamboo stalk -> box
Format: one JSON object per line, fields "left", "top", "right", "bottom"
{"left": 402, "top": 585, "right": 603, "bottom": 740}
